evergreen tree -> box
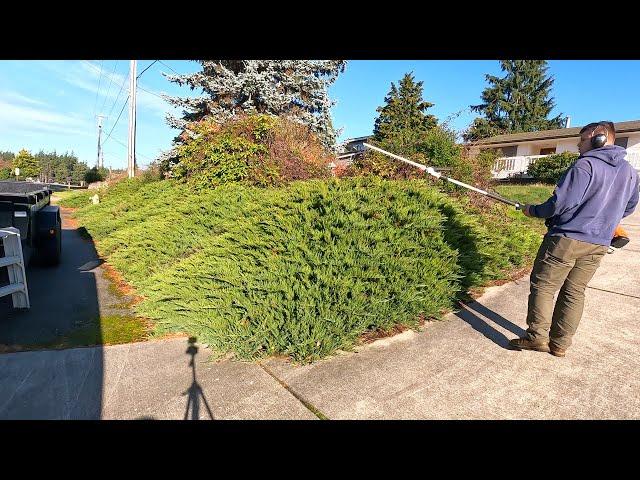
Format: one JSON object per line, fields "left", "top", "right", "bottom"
{"left": 163, "top": 60, "right": 346, "bottom": 150}
{"left": 12, "top": 149, "right": 40, "bottom": 179}
{"left": 0, "top": 150, "right": 14, "bottom": 167}
{"left": 464, "top": 60, "right": 564, "bottom": 141}
{"left": 373, "top": 72, "right": 438, "bottom": 152}
{"left": 0, "top": 151, "right": 12, "bottom": 180}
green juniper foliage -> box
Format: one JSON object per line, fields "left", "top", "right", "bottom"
{"left": 465, "top": 60, "right": 564, "bottom": 141}
{"left": 60, "top": 176, "right": 541, "bottom": 363}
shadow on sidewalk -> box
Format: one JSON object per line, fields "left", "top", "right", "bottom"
{"left": 183, "top": 337, "right": 214, "bottom": 420}
{"left": 436, "top": 202, "right": 528, "bottom": 351}
{"left": 454, "top": 301, "right": 527, "bottom": 349}
{"left": 0, "top": 214, "right": 104, "bottom": 419}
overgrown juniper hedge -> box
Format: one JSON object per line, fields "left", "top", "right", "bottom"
{"left": 61, "top": 176, "right": 540, "bottom": 362}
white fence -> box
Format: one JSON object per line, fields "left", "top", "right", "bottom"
{"left": 0, "top": 227, "right": 30, "bottom": 309}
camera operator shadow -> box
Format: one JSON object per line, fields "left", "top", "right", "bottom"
{"left": 183, "top": 336, "right": 214, "bottom": 420}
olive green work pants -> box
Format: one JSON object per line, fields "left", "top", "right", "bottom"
{"left": 526, "top": 234, "right": 609, "bottom": 350}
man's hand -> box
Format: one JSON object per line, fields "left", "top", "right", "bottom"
{"left": 522, "top": 204, "right": 534, "bottom": 217}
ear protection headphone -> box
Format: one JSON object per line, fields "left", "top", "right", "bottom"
{"left": 591, "top": 132, "right": 607, "bottom": 149}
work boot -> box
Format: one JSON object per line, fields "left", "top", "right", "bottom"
{"left": 508, "top": 337, "right": 550, "bottom": 353}
{"left": 549, "top": 343, "right": 566, "bottom": 357}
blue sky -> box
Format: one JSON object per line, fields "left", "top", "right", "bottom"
{"left": 1, "top": 60, "right": 639, "bottom": 170}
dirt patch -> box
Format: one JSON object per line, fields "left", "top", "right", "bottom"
{"left": 59, "top": 206, "right": 80, "bottom": 229}
{"left": 152, "top": 331, "right": 191, "bottom": 341}
{"left": 359, "top": 314, "right": 432, "bottom": 345}
{"left": 467, "top": 265, "right": 532, "bottom": 300}
{"left": 101, "top": 263, "right": 145, "bottom": 307}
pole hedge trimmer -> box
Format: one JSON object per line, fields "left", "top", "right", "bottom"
{"left": 362, "top": 142, "right": 631, "bottom": 253}
{"left": 363, "top": 142, "right": 523, "bottom": 210}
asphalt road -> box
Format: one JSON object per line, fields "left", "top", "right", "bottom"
{"left": 0, "top": 207, "right": 105, "bottom": 347}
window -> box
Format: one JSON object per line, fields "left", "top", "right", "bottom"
{"left": 615, "top": 137, "right": 628, "bottom": 148}
{"left": 497, "top": 145, "right": 517, "bottom": 157}
{"left": 539, "top": 147, "right": 556, "bottom": 155}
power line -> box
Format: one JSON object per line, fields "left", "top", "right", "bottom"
{"left": 92, "top": 60, "right": 104, "bottom": 117}
{"left": 82, "top": 60, "right": 101, "bottom": 75}
{"left": 109, "top": 136, "right": 154, "bottom": 162}
{"left": 83, "top": 60, "right": 165, "bottom": 107}
{"left": 137, "top": 83, "right": 165, "bottom": 100}
{"left": 103, "top": 95, "right": 129, "bottom": 145}
{"left": 100, "top": 60, "right": 119, "bottom": 114}
{"left": 137, "top": 60, "right": 158, "bottom": 79}
{"left": 158, "top": 60, "right": 179, "bottom": 75}
{"left": 107, "top": 69, "right": 130, "bottom": 119}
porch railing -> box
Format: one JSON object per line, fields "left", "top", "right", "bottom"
{"left": 493, "top": 151, "right": 640, "bottom": 180}
{"left": 491, "top": 154, "right": 548, "bottom": 179}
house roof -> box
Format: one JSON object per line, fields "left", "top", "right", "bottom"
{"left": 341, "top": 135, "right": 373, "bottom": 144}
{"left": 473, "top": 120, "right": 640, "bottom": 146}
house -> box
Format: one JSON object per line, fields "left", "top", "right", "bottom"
{"left": 469, "top": 120, "right": 640, "bottom": 179}
{"left": 336, "top": 135, "right": 373, "bottom": 160}
{"left": 329, "top": 135, "right": 373, "bottom": 172}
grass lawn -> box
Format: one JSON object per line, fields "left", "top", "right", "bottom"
{"left": 493, "top": 183, "right": 554, "bottom": 206}
{"left": 0, "top": 315, "right": 151, "bottom": 354}
{"left": 493, "top": 183, "right": 554, "bottom": 234}
{"left": 51, "top": 189, "right": 96, "bottom": 207}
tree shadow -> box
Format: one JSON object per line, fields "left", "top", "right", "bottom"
{"left": 183, "top": 336, "right": 214, "bottom": 420}
{"left": 0, "top": 215, "right": 104, "bottom": 419}
{"left": 436, "top": 202, "right": 491, "bottom": 300}
{"left": 436, "top": 202, "right": 526, "bottom": 350}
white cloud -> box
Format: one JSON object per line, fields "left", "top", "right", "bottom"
{"left": 0, "top": 90, "right": 49, "bottom": 107}
{"left": 41, "top": 60, "right": 176, "bottom": 119}
{"left": 0, "top": 99, "right": 93, "bottom": 138}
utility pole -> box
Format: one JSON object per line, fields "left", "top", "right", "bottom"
{"left": 96, "top": 114, "right": 106, "bottom": 169}
{"left": 127, "top": 60, "right": 137, "bottom": 178}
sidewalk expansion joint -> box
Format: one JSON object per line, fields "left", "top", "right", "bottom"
{"left": 587, "top": 286, "right": 640, "bottom": 300}
{"left": 258, "top": 362, "right": 329, "bottom": 420}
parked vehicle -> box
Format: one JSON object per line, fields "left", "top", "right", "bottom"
{"left": 0, "top": 181, "right": 61, "bottom": 267}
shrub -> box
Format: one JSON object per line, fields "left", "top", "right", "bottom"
{"left": 347, "top": 126, "right": 471, "bottom": 185}
{"left": 0, "top": 167, "right": 12, "bottom": 180}
{"left": 527, "top": 151, "right": 579, "bottom": 184}
{"left": 467, "top": 148, "right": 500, "bottom": 188}
{"left": 138, "top": 162, "right": 163, "bottom": 184}
{"left": 419, "top": 126, "right": 463, "bottom": 171}
{"left": 164, "top": 114, "right": 333, "bottom": 188}
{"left": 62, "top": 176, "right": 541, "bottom": 363}
{"left": 85, "top": 166, "right": 107, "bottom": 184}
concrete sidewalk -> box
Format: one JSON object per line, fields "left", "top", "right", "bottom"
{"left": 2, "top": 212, "right": 639, "bottom": 419}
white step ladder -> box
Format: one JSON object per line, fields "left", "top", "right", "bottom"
{"left": 0, "top": 227, "right": 30, "bottom": 309}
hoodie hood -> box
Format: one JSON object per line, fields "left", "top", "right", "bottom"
{"left": 582, "top": 144, "right": 627, "bottom": 167}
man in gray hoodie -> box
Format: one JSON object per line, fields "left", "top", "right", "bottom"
{"left": 509, "top": 121, "right": 639, "bottom": 357}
